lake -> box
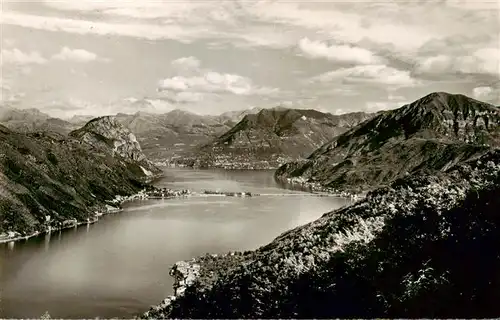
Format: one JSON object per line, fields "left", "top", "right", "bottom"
{"left": 0, "top": 168, "right": 348, "bottom": 319}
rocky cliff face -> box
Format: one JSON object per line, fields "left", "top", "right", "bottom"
{"left": 276, "top": 92, "right": 500, "bottom": 192}
{"left": 143, "top": 149, "right": 500, "bottom": 318}
{"left": 0, "top": 124, "right": 154, "bottom": 240}
{"left": 70, "top": 116, "right": 160, "bottom": 176}
{"left": 182, "top": 108, "right": 374, "bottom": 169}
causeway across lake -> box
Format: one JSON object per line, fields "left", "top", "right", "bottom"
{"left": 0, "top": 168, "right": 349, "bottom": 319}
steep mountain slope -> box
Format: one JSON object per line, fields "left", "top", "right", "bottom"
{"left": 0, "top": 122, "right": 157, "bottom": 240}
{"left": 182, "top": 108, "right": 374, "bottom": 169}
{"left": 113, "top": 110, "right": 234, "bottom": 161}
{"left": 143, "top": 149, "right": 500, "bottom": 318}
{"left": 0, "top": 106, "right": 77, "bottom": 134}
{"left": 276, "top": 92, "right": 500, "bottom": 192}
{"left": 69, "top": 116, "right": 161, "bottom": 176}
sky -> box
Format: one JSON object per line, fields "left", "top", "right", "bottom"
{"left": 0, "top": 0, "right": 499, "bottom": 118}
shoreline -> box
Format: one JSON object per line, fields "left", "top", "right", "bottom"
{"left": 0, "top": 217, "right": 100, "bottom": 244}
{"left": 154, "top": 160, "right": 286, "bottom": 171}
{"left": 275, "top": 176, "right": 368, "bottom": 199}
{"left": 0, "top": 179, "right": 360, "bottom": 245}
{"left": 141, "top": 259, "right": 201, "bottom": 319}
{"left": 0, "top": 190, "right": 149, "bottom": 245}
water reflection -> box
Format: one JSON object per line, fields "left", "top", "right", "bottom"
{"left": 44, "top": 233, "right": 50, "bottom": 251}
{"left": 0, "top": 168, "right": 346, "bottom": 319}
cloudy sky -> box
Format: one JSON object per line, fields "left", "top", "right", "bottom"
{"left": 1, "top": 0, "right": 499, "bottom": 118}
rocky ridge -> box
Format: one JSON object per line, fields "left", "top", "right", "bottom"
{"left": 143, "top": 148, "right": 500, "bottom": 318}
{"left": 275, "top": 92, "right": 500, "bottom": 192}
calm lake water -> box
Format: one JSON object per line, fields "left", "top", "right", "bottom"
{"left": 0, "top": 169, "right": 348, "bottom": 319}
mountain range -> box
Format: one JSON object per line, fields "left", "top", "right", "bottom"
{"left": 3, "top": 94, "right": 497, "bottom": 177}
{"left": 0, "top": 106, "right": 78, "bottom": 134}
{"left": 276, "top": 92, "right": 500, "bottom": 193}
{"left": 179, "top": 108, "right": 374, "bottom": 169}
{"left": 2, "top": 91, "right": 500, "bottom": 317}
{"left": 0, "top": 106, "right": 265, "bottom": 161}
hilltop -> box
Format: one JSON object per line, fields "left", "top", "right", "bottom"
{"left": 275, "top": 92, "right": 500, "bottom": 192}
{"left": 181, "top": 107, "right": 374, "bottom": 169}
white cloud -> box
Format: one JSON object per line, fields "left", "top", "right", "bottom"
{"left": 388, "top": 93, "right": 406, "bottom": 101}
{"left": 159, "top": 91, "right": 205, "bottom": 103}
{"left": 310, "top": 65, "right": 418, "bottom": 87}
{"left": 472, "top": 86, "right": 499, "bottom": 103}
{"left": 2, "top": 1, "right": 488, "bottom": 53}
{"left": 1, "top": 12, "right": 206, "bottom": 42}
{"left": 52, "top": 47, "right": 99, "bottom": 62}
{"left": 473, "top": 86, "right": 493, "bottom": 99}
{"left": 246, "top": 1, "right": 436, "bottom": 52}
{"left": 415, "top": 47, "right": 500, "bottom": 77}
{"left": 171, "top": 56, "right": 201, "bottom": 70}
{"left": 0, "top": 47, "right": 102, "bottom": 67}
{"left": 473, "top": 48, "right": 500, "bottom": 76}
{"left": 2, "top": 0, "right": 499, "bottom": 116}
{"left": 119, "top": 98, "right": 176, "bottom": 114}
{"left": 158, "top": 71, "right": 277, "bottom": 96}
{"left": 297, "top": 38, "right": 381, "bottom": 64}
{"left": 41, "top": 1, "right": 213, "bottom": 19}
{"left": 3, "top": 1, "right": 497, "bottom": 66}
{"left": 2, "top": 38, "right": 16, "bottom": 48}
{"left": 30, "top": 97, "right": 177, "bottom": 118}
{"left": 365, "top": 100, "right": 407, "bottom": 112}
{"left": 1, "top": 48, "right": 47, "bottom": 65}
{"left": 444, "top": 0, "right": 500, "bottom": 11}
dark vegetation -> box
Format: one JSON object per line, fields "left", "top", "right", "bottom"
{"left": 0, "top": 124, "right": 150, "bottom": 236}
{"left": 143, "top": 149, "right": 500, "bottom": 318}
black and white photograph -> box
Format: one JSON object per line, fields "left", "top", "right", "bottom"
{"left": 0, "top": 0, "right": 499, "bottom": 318}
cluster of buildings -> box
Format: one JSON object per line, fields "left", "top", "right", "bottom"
{"left": 146, "top": 188, "right": 192, "bottom": 199}
{"left": 202, "top": 190, "right": 257, "bottom": 197}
